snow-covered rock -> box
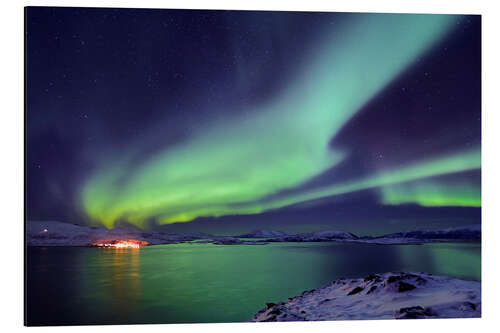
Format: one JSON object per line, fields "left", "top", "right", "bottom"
{"left": 252, "top": 272, "right": 480, "bottom": 321}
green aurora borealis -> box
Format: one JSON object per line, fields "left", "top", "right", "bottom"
{"left": 77, "top": 14, "right": 480, "bottom": 228}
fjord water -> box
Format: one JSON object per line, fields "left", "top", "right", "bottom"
{"left": 26, "top": 242, "right": 480, "bottom": 325}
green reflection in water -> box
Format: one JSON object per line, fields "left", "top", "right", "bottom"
{"left": 28, "top": 241, "right": 480, "bottom": 325}
{"left": 77, "top": 248, "right": 144, "bottom": 324}
{"left": 135, "top": 242, "right": 343, "bottom": 323}
{"left": 397, "top": 242, "right": 481, "bottom": 281}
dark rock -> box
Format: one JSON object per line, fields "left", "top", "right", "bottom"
{"left": 387, "top": 275, "right": 402, "bottom": 283}
{"left": 459, "top": 302, "right": 477, "bottom": 311}
{"left": 302, "top": 289, "right": 315, "bottom": 295}
{"left": 366, "top": 285, "right": 377, "bottom": 294}
{"left": 395, "top": 306, "right": 435, "bottom": 319}
{"left": 347, "top": 286, "right": 364, "bottom": 295}
{"left": 265, "top": 302, "right": 276, "bottom": 310}
{"left": 364, "top": 274, "right": 379, "bottom": 282}
{"left": 398, "top": 282, "right": 416, "bottom": 292}
{"left": 387, "top": 273, "right": 426, "bottom": 285}
{"left": 268, "top": 309, "right": 281, "bottom": 315}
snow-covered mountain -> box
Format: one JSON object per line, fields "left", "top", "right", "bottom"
{"left": 263, "top": 225, "right": 480, "bottom": 244}
{"left": 26, "top": 221, "right": 481, "bottom": 246}
{"left": 238, "top": 230, "right": 291, "bottom": 238}
{"left": 366, "top": 225, "right": 481, "bottom": 243}
{"left": 265, "top": 230, "right": 358, "bottom": 242}
{"left": 26, "top": 220, "right": 212, "bottom": 246}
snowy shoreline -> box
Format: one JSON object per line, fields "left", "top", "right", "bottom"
{"left": 252, "top": 272, "right": 481, "bottom": 321}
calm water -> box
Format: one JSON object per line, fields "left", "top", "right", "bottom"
{"left": 26, "top": 241, "right": 481, "bottom": 326}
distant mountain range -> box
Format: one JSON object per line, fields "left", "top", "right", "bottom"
{"left": 239, "top": 229, "right": 359, "bottom": 241}
{"left": 238, "top": 225, "right": 480, "bottom": 244}
{"left": 369, "top": 224, "right": 481, "bottom": 240}
{"left": 26, "top": 221, "right": 481, "bottom": 247}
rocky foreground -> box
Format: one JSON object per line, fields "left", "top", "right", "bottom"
{"left": 252, "top": 272, "right": 480, "bottom": 321}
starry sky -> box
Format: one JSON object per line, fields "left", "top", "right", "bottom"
{"left": 26, "top": 7, "right": 481, "bottom": 235}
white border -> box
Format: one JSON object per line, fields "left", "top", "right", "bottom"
{"left": 2, "top": 1, "right": 499, "bottom": 332}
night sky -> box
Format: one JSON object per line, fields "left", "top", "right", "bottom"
{"left": 26, "top": 7, "right": 481, "bottom": 235}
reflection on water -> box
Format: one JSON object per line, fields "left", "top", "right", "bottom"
{"left": 397, "top": 242, "right": 481, "bottom": 281}
{"left": 26, "top": 241, "right": 481, "bottom": 326}
{"left": 109, "top": 248, "right": 142, "bottom": 309}
{"left": 78, "top": 248, "right": 143, "bottom": 323}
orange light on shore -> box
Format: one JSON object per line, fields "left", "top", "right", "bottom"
{"left": 92, "top": 239, "right": 149, "bottom": 248}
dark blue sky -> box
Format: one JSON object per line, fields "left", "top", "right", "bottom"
{"left": 26, "top": 7, "right": 481, "bottom": 234}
